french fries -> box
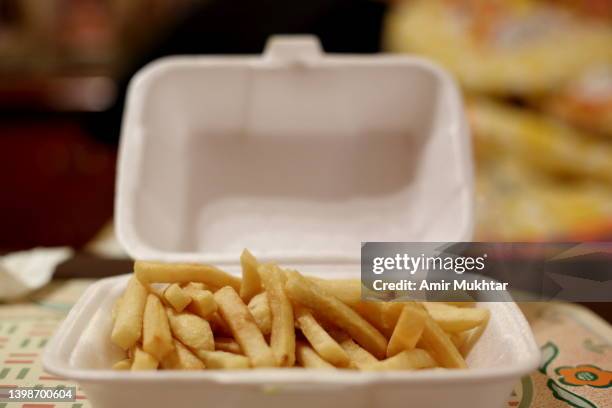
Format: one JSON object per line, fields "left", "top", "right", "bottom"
{"left": 135, "top": 261, "right": 241, "bottom": 291}
{"left": 112, "top": 358, "right": 132, "bottom": 370}
{"left": 161, "top": 340, "right": 206, "bottom": 370}
{"left": 364, "top": 349, "right": 436, "bottom": 371}
{"left": 450, "top": 332, "right": 468, "bottom": 349}
{"left": 131, "top": 347, "right": 158, "bottom": 370}
{"left": 295, "top": 341, "right": 336, "bottom": 369}
{"left": 111, "top": 253, "right": 489, "bottom": 372}
{"left": 247, "top": 292, "right": 272, "bottom": 336}
{"left": 184, "top": 282, "right": 208, "bottom": 291}
{"left": 214, "top": 337, "right": 243, "bottom": 354}
{"left": 285, "top": 270, "right": 388, "bottom": 359}
{"left": 423, "top": 302, "right": 489, "bottom": 333}
{"left": 418, "top": 312, "right": 467, "bottom": 369}
{"left": 307, "top": 278, "right": 362, "bottom": 307}
{"left": 336, "top": 336, "right": 379, "bottom": 369}
{"left": 182, "top": 286, "right": 217, "bottom": 319}
{"left": 352, "top": 301, "right": 404, "bottom": 338}
{"left": 143, "top": 294, "right": 175, "bottom": 361}
{"left": 386, "top": 303, "right": 427, "bottom": 357}
{"left": 194, "top": 350, "right": 250, "bottom": 369}
{"left": 209, "top": 312, "right": 233, "bottom": 337}
{"left": 163, "top": 284, "right": 191, "bottom": 312}
{"left": 214, "top": 287, "right": 276, "bottom": 367}
{"left": 459, "top": 310, "right": 491, "bottom": 357}
{"left": 258, "top": 264, "right": 295, "bottom": 367}
{"left": 239, "top": 249, "right": 262, "bottom": 302}
{"left": 166, "top": 308, "right": 214, "bottom": 352}
{"left": 295, "top": 307, "right": 350, "bottom": 367}
{"left": 444, "top": 301, "right": 476, "bottom": 308}
{"left": 111, "top": 276, "right": 148, "bottom": 350}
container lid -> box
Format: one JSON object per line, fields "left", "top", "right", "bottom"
{"left": 116, "top": 35, "right": 473, "bottom": 265}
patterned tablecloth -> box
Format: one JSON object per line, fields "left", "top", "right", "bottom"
{"left": 0, "top": 280, "right": 610, "bottom": 408}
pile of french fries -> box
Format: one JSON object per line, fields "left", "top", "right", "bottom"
{"left": 110, "top": 250, "right": 489, "bottom": 371}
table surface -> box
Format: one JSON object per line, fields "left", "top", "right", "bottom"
{"left": 0, "top": 279, "right": 610, "bottom": 408}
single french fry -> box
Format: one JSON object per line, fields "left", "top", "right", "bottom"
{"left": 444, "top": 301, "right": 476, "bottom": 308}
{"left": 295, "top": 341, "right": 336, "bottom": 369}
{"left": 295, "top": 307, "right": 350, "bottom": 367}
{"left": 215, "top": 338, "right": 243, "bottom": 354}
{"left": 112, "top": 358, "right": 131, "bottom": 370}
{"left": 183, "top": 286, "right": 217, "bottom": 319}
{"left": 259, "top": 264, "right": 295, "bottom": 367}
{"left": 337, "top": 336, "right": 378, "bottom": 369}
{"left": 194, "top": 350, "right": 250, "bottom": 369}
{"left": 166, "top": 308, "right": 214, "bottom": 352}
{"left": 423, "top": 303, "right": 489, "bottom": 333}
{"left": 363, "top": 349, "right": 436, "bottom": 371}
{"left": 214, "top": 286, "right": 276, "bottom": 367}
{"left": 131, "top": 347, "right": 158, "bottom": 370}
{"left": 352, "top": 301, "right": 404, "bottom": 338}
{"left": 459, "top": 310, "right": 490, "bottom": 357}
{"left": 161, "top": 340, "right": 206, "bottom": 370}
{"left": 240, "top": 249, "right": 262, "bottom": 302}
{"left": 163, "top": 283, "right": 192, "bottom": 312}
{"left": 111, "top": 277, "right": 148, "bottom": 350}
{"left": 247, "top": 292, "right": 272, "bottom": 336}
{"left": 148, "top": 284, "right": 167, "bottom": 299}
{"left": 209, "top": 312, "right": 233, "bottom": 337}
{"left": 285, "top": 270, "right": 387, "bottom": 359}
{"left": 418, "top": 310, "right": 467, "bottom": 369}
{"left": 143, "top": 294, "right": 175, "bottom": 361}
{"left": 183, "top": 282, "right": 208, "bottom": 291}
{"left": 450, "top": 332, "right": 468, "bottom": 349}
{"left": 307, "top": 278, "right": 362, "bottom": 306}
{"left": 386, "top": 303, "right": 427, "bottom": 357}
{"left": 135, "top": 261, "right": 241, "bottom": 291}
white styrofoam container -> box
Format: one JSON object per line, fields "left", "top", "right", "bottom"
{"left": 43, "top": 36, "right": 539, "bottom": 408}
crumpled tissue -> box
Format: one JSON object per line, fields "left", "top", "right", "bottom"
{"left": 0, "top": 247, "right": 73, "bottom": 301}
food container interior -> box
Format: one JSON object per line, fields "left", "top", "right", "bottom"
{"left": 116, "top": 36, "right": 473, "bottom": 265}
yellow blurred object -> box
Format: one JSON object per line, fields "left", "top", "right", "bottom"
{"left": 469, "top": 98, "right": 612, "bottom": 185}
{"left": 470, "top": 99, "right": 612, "bottom": 240}
{"left": 476, "top": 157, "right": 612, "bottom": 240}
{"left": 384, "top": 0, "right": 612, "bottom": 95}
{"left": 534, "top": 65, "right": 612, "bottom": 137}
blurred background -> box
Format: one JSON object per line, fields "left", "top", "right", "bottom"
{"left": 1, "top": 0, "right": 612, "bottom": 255}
